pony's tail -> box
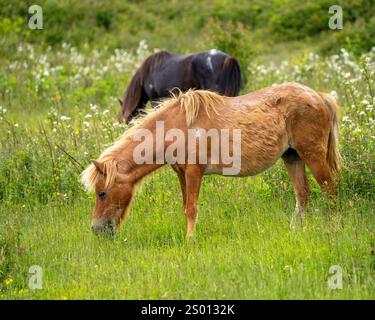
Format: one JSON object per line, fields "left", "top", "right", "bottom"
{"left": 118, "top": 68, "right": 144, "bottom": 123}
{"left": 319, "top": 92, "right": 342, "bottom": 174}
{"left": 218, "top": 56, "right": 242, "bottom": 96}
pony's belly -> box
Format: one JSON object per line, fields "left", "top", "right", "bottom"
{"left": 237, "top": 160, "right": 278, "bottom": 176}
{"left": 203, "top": 163, "right": 272, "bottom": 177}
{"left": 203, "top": 164, "right": 224, "bottom": 175}
{"left": 202, "top": 162, "right": 267, "bottom": 177}
{"left": 202, "top": 146, "right": 286, "bottom": 176}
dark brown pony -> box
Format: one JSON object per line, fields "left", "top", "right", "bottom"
{"left": 118, "top": 49, "right": 242, "bottom": 123}
{"left": 82, "top": 83, "right": 341, "bottom": 238}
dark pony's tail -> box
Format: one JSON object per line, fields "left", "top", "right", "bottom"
{"left": 218, "top": 56, "right": 243, "bottom": 97}
{"left": 118, "top": 51, "right": 172, "bottom": 123}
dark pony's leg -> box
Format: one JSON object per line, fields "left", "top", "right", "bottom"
{"left": 184, "top": 165, "right": 203, "bottom": 238}
{"left": 282, "top": 149, "right": 311, "bottom": 217}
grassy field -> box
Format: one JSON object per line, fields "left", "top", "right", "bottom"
{"left": 1, "top": 173, "right": 374, "bottom": 299}
{"left": 0, "top": 1, "right": 374, "bottom": 300}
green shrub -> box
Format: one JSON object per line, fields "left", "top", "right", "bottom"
{"left": 320, "top": 17, "right": 375, "bottom": 56}
{"left": 0, "top": 0, "right": 373, "bottom": 55}
{"left": 207, "top": 19, "right": 256, "bottom": 84}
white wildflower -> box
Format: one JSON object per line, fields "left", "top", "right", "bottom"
{"left": 330, "top": 91, "right": 337, "bottom": 100}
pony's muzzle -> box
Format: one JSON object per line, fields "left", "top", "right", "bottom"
{"left": 91, "top": 221, "right": 115, "bottom": 237}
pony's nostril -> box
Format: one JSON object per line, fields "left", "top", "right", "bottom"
{"left": 107, "top": 222, "right": 115, "bottom": 236}
{"left": 91, "top": 224, "right": 100, "bottom": 234}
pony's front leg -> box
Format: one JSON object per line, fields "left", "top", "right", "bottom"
{"left": 184, "top": 165, "right": 203, "bottom": 238}
{"left": 171, "top": 165, "right": 186, "bottom": 208}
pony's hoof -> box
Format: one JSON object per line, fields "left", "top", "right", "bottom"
{"left": 186, "top": 233, "right": 194, "bottom": 240}
{"left": 289, "top": 213, "right": 304, "bottom": 230}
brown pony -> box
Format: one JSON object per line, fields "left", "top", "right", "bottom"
{"left": 82, "top": 83, "right": 341, "bottom": 237}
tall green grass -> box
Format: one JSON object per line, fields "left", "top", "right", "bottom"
{"left": 1, "top": 171, "right": 374, "bottom": 299}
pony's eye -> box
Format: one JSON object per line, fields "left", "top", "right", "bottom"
{"left": 98, "top": 191, "right": 106, "bottom": 199}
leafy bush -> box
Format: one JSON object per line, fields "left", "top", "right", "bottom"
{"left": 320, "top": 17, "right": 375, "bottom": 56}
{"left": 0, "top": 0, "right": 373, "bottom": 55}
{"left": 207, "top": 19, "right": 256, "bottom": 84}
{"left": 268, "top": 1, "right": 330, "bottom": 40}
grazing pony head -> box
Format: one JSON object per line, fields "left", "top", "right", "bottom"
{"left": 81, "top": 148, "right": 134, "bottom": 236}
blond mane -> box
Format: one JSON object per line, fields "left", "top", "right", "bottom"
{"left": 158, "top": 89, "right": 224, "bottom": 126}
{"left": 81, "top": 99, "right": 173, "bottom": 191}
{"left": 81, "top": 89, "right": 224, "bottom": 191}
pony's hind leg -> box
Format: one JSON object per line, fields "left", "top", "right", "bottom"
{"left": 290, "top": 109, "right": 337, "bottom": 197}
{"left": 282, "top": 149, "right": 311, "bottom": 217}
{"left": 294, "top": 142, "right": 336, "bottom": 196}
{"left": 303, "top": 156, "right": 336, "bottom": 196}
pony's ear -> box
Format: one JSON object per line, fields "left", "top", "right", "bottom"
{"left": 118, "top": 98, "right": 123, "bottom": 106}
{"left": 91, "top": 160, "right": 104, "bottom": 175}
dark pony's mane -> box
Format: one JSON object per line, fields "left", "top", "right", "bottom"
{"left": 118, "top": 51, "right": 172, "bottom": 121}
